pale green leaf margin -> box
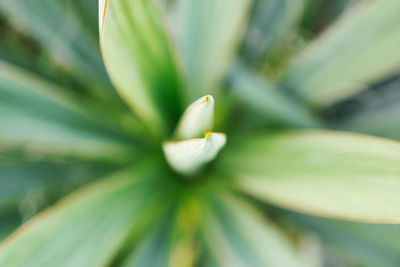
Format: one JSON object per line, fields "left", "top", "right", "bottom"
{"left": 219, "top": 130, "right": 400, "bottom": 223}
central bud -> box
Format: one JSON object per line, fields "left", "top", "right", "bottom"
{"left": 163, "top": 95, "right": 226, "bottom": 176}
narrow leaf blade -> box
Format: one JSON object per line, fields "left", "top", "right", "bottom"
{"left": 230, "top": 63, "right": 320, "bottom": 128}
{"left": 0, "top": 60, "right": 135, "bottom": 161}
{"left": 0, "top": 163, "right": 176, "bottom": 266}
{"left": 292, "top": 213, "right": 400, "bottom": 267}
{"left": 242, "top": 0, "right": 303, "bottom": 62}
{"left": 121, "top": 208, "right": 178, "bottom": 267}
{"left": 202, "top": 191, "right": 307, "bottom": 267}
{"left": 0, "top": 0, "right": 112, "bottom": 98}
{"left": 100, "top": 0, "right": 184, "bottom": 135}
{"left": 177, "top": 0, "right": 252, "bottom": 99}
{"left": 283, "top": 0, "right": 400, "bottom": 107}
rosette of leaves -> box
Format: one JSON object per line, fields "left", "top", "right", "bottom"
{"left": 1, "top": 0, "right": 400, "bottom": 266}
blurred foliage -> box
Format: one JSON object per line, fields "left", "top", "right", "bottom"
{"left": 1, "top": 0, "right": 400, "bottom": 266}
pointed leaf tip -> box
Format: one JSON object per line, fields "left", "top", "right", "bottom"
{"left": 163, "top": 131, "right": 226, "bottom": 176}
{"left": 175, "top": 95, "right": 215, "bottom": 140}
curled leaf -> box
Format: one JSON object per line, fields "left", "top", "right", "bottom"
{"left": 163, "top": 131, "right": 226, "bottom": 176}
{"left": 175, "top": 95, "right": 214, "bottom": 140}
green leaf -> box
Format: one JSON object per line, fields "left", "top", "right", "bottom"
{"left": 300, "top": 0, "right": 352, "bottom": 34}
{"left": 167, "top": 191, "right": 204, "bottom": 267}
{"left": 177, "top": 0, "right": 252, "bottom": 99}
{"left": 242, "top": 0, "right": 303, "bottom": 62}
{"left": 220, "top": 130, "right": 400, "bottom": 223}
{"left": 68, "top": 0, "right": 99, "bottom": 40}
{"left": 0, "top": 160, "right": 117, "bottom": 212}
{"left": 163, "top": 132, "right": 226, "bottom": 176}
{"left": 121, "top": 209, "right": 176, "bottom": 267}
{"left": 0, "top": 0, "right": 113, "bottom": 100}
{"left": 0, "top": 163, "right": 177, "bottom": 267}
{"left": 230, "top": 63, "right": 320, "bottom": 128}
{"left": 100, "top": 0, "right": 184, "bottom": 136}
{"left": 0, "top": 159, "right": 117, "bottom": 241}
{"left": 282, "top": 0, "right": 400, "bottom": 107}
{"left": 0, "top": 59, "right": 132, "bottom": 126}
{"left": 339, "top": 104, "right": 400, "bottom": 141}
{"left": 0, "top": 60, "right": 136, "bottom": 161}
{"left": 292, "top": 213, "right": 400, "bottom": 267}
{"left": 202, "top": 190, "right": 307, "bottom": 267}
{"left": 175, "top": 95, "right": 215, "bottom": 140}
{"left": 121, "top": 193, "right": 201, "bottom": 267}
{"left": 336, "top": 76, "right": 400, "bottom": 141}
{"left": 0, "top": 211, "right": 19, "bottom": 242}
{"left": 0, "top": 0, "right": 100, "bottom": 63}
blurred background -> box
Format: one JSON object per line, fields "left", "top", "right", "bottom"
{"left": 1, "top": 0, "right": 400, "bottom": 266}
{"left": 1, "top": 0, "right": 400, "bottom": 139}
{"left": 0, "top": 0, "right": 125, "bottom": 241}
